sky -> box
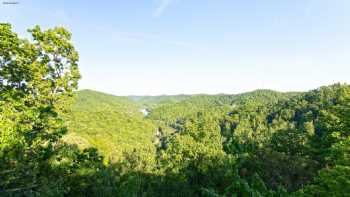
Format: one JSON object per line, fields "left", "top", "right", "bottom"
{"left": 1, "top": 0, "right": 350, "bottom": 95}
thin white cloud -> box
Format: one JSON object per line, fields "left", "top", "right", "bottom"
{"left": 153, "top": 0, "right": 177, "bottom": 17}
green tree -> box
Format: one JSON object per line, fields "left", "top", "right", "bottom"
{"left": 0, "top": 24, "right": 117, "bottom": 196}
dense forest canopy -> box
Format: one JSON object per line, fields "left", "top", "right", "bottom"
{"left": 1, "top": 24, "right": 350, "bottom": 196}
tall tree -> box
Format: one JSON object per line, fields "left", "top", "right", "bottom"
{"left": 0, "top": 23, "right": 80, "bottom": 194}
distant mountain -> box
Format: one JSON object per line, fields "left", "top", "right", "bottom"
{"left": 129, "top": 94, "right": 192, "bottom": 108}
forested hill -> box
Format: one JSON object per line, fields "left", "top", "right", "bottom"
{"left": 63, "top": 89, "right": 298, "bottom": 161}
{"left": 129, "top": 89, "right": 298, "bottom": 109}
{"left": 72, "top": 89, "right": 140, "bottom": 113}
{"left": 62, "top": 89, "right": 157, "bottom": 161}
{"left": 129, "top": 94, "right": 191, "bottom": 108}
{"left": 146, "top": 89, "right": 299, "bottom": 125}
{"left": 60, "top": 86, "right": 350, "bottom": 196}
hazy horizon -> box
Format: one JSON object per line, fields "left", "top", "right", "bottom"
{"left": 1, "top": 0, "right": 350, "bottom": 95}
{"left": 81, "top": 84, "right": 321, "bottom": 97}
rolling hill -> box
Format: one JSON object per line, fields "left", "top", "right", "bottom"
{"left": 62, "top": 89, "right": 298, "bottom": 162}
{"left": 62, "top": 90, "right": 157, "bottom": 161}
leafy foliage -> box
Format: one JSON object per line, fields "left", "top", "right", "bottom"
{"left": 63, "top": 89, "right": 157, "bottom": 162}
{"left": 0, "top": 24, "right": 115, "bottom": 196}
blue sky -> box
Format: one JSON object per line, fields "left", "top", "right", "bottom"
{"left": 1, "top": 0, "right": 350, "bottom": 95}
